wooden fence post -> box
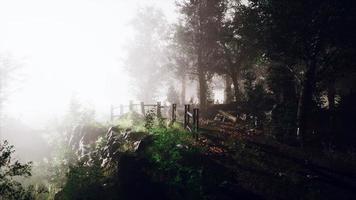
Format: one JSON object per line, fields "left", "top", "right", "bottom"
{"left": 129, "top": 100, "right": 133, "bottom": 112}
{"left": 141, "top": 102, "right": 145, "bottom": 116}
{"left": 184, "top": 104, "right": 190, "bottom": 128}
{"left": 193, "top": 108, "right": 199, "bottom": 140}
{"left": 184, "top": 105, "right": 188, "bottom": 128}
{"left": 172, "top": 103, "right": 177, "bottom": 122}
{"left": 157, "top": 102, "right": 161, "bottom": 118}
{"left": 193, "top": 108, "right": 196, "bottom": 131}
{"left": 194, "top": 108, "right": 199, "bottom": 132}
{"left": 193, "top": 109, "right": 195, "bottom": 131}
{"left": 187, "top": 104, "right": 190, "bottom": 125}
{"left": 120, "top": 104, "right": 124, "bottom": 115}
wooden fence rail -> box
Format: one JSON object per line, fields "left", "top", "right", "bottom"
{"left": 110, "top": 101, "right": 199, "bottom": 133}
{"left": 111, "top": 101, "right": 168, "bottom": 121}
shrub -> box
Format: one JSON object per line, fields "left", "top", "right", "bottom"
{"left": 145, "top": 126, "right": 204, "bottom": 199}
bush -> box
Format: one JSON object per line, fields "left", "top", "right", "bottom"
{"left": 145, "top": 126, "right": 204, "bottom": 199}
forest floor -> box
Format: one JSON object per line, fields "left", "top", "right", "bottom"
{"left": 194, "top": 126, "right": 356, "bottom": 200}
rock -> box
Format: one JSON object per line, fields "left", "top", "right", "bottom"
{"left": 53, "top": 190, "right": 64, "bottom": 200}
{"left": 136, "top": 135, "right": 154, "bottom": 154}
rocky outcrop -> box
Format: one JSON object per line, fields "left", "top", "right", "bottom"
{"left": 101, "top": 127, "right": 148, "bottom": 168}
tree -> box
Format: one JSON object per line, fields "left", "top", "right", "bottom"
{"left": 167, "top": 23, "right": 194, "bottom": 105}
{"left": 217, "top": 1, "right": 263, "bottom": 103}
{"left": 0, "top": 55, "right": 21, "bottom": 137}
{"left": 0, "top": 140, "right": 34, "bottom": 200}
{"left": 251, "top": 0, "right": 356, "bottom": 144}
{"left": 166, "top": 85, "right": 180, "bottom": 104}
{"left": 64, "top": 95, "right": 96, "bottom": 128}
{"left": 314, "top": 0, "right": 356, "bottom": 138}
{"left": 177, "top": 0, "right": 226, "bottom": 110}
{"left": 125, "top": 7, "right": 169, "bottom": 103}
{"left": 266, "top": 62, "right": 299, "bottom": 141}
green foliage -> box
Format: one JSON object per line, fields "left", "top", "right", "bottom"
{"left": 55, "top": 114, "right": 148, "bottom": 199}
{"left": 144, "top": 109, "right": 156, "bottom": 131}
{"left": 22, "top": 101, "right": 108, "bottom": 200}
{"left": 144, "top": 109, "right": 166, "bottom": 132}
{"left": 265, "top": 62, "right": 299, "bottom": 141}
{"left": 54, "top": 131, "right": 121, "bottom": 200}
{"left": 0, "top": 99, "right": 101, "bottom": 200}
{"left": 242, "top": 70, "right": 274, "bottom": 129}
{"left": 0, "top": 140, "right": 35, "bottom": 200}
{"left": 145, "top": 126, "right": 204, "bottom": 199}
{"left": 115, "top": 112, "right": 145, "bottom": 131}
{"left": 59, "top": 160, "right": 106, "bottom": 200}
{"left": 55, "top": 110, "right": 206, "bottom": 200}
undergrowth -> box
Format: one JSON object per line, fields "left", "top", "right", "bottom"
{"left": 145, "top": 126, "right": 205, "bottom": 199}
{"left": 54, "top": 111, "right": 208, "bottom": 200}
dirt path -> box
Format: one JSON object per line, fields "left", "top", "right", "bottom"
{"left": 196, "top": 127, "right": 356, "bottom": 200}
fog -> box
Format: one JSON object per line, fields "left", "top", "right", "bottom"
{"left": 0, "top": 0, "right": 177, "bottom": 128}
{"left": 0, "top": 0, "right": 355, "bottom": 199}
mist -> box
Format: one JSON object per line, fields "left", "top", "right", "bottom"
{"left": 0, "top": 0, "right": 177, "bottom": 127}
{"left": 0, "top": 0, "right": 355, "bottom": 200}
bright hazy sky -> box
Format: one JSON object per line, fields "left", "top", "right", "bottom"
{"left": 0, "top": 0, "right": 177, "bottom": 127}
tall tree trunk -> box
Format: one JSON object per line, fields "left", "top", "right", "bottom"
{"left": 224, "top": 75, "right": 233, "bottom": 103}
{"left": 297, "top": 59, "right": 317, "bottom": 146}
{"left": 231, "top": 73, "right": 240, "bottom": 103}
{"left": 197, "top": 41, "right": 207, "bottom": 111}
{"left": 181, "top": 74, "right": 186, "bottom": 105}
{"left": 198, "top": 68, "right": 207, "bottom": 111}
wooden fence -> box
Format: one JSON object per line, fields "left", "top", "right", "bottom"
{"left": 110, "top": 101, "right": 199, "bottom": 133}
{"left": 183, "top": 104, "right": 199, "bottom": 132}
{"left": 110, "top": 101, "right": 167, "bottom": 120}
